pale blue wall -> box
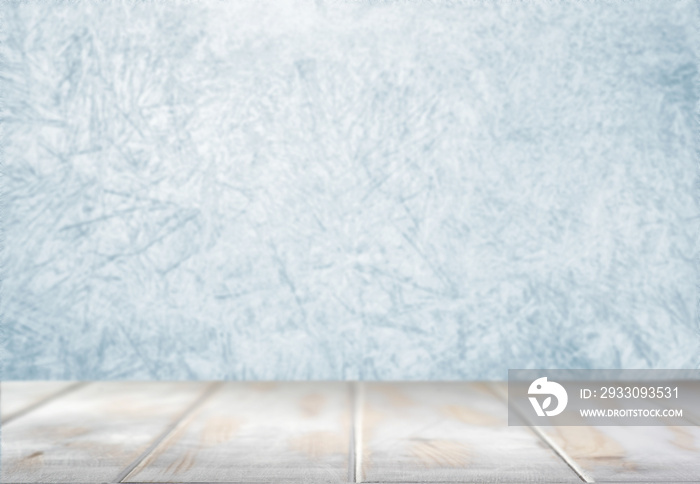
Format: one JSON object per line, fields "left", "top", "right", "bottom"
{"left": 2, "top": 0, "right": 698, "bottom": 380}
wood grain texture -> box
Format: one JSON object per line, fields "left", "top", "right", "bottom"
{"left": 358, "top": 382, "right": 580, "bottom": 483}
{"left": 1, "top": 382, "right": 79, "bottom": 423}
{"left": 491, "top": 382, "right": 700, "bottom": 482}
{"left": 123, "top": 382, "right": 351, "bottom": 483}
{"left": 543, "top": 425, "right": 700, "bottom": 482}
{"left": 3, "top": 381, "right": 698, "bottom": 483}
{"left": 1, "top": 382, "right": 208, "bottom": 483}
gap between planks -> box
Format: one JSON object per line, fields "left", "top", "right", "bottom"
{"left": 352, "top": 381, "right": 365, "bottom": 484}
{"left": 113, "top": 382, "right": 223, "bottom": 483}
{"left": 113, "top": 382, "right": 361, "bottom": 483}
{"left": 4, "top": 382, "right": 598, "bottom": 484}
{"left": 348, "top": 382, "right": 356, "bottom": 483}
{"left": 485, "top": 383, "right": 593, "bottom": 484}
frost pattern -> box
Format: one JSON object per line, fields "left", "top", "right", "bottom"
{"left": 1, "top": 1, "right": 698, "bottom": 379}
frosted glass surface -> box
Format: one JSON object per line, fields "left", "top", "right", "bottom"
{"left": 2, "top": 1, "right": 698, "bottom": 379}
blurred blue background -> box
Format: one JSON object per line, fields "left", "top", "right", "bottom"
{"left": 2, "top": 1, "right": 698, "bottom": 380}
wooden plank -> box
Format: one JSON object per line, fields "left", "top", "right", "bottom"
{"left": 1, "top": 381, "right": 208, "bottom": 483}
{"left": 1, "top": 381, "right": 80, "bottom": 423}
{"left": 543, "top": 425, "right": 700, "bottom": 482}
{"left": 492, "top": 381, "right": 700, "bottom": 482}
{"left": 123, "top": 382, "right": 351, "bottom": 483}
{"left": 359, "top": 382, "right": 580, "bottom": 483}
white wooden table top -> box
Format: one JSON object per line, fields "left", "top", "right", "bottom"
{"left": 1, "top": 381, "right": 698, "bottom": 483}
